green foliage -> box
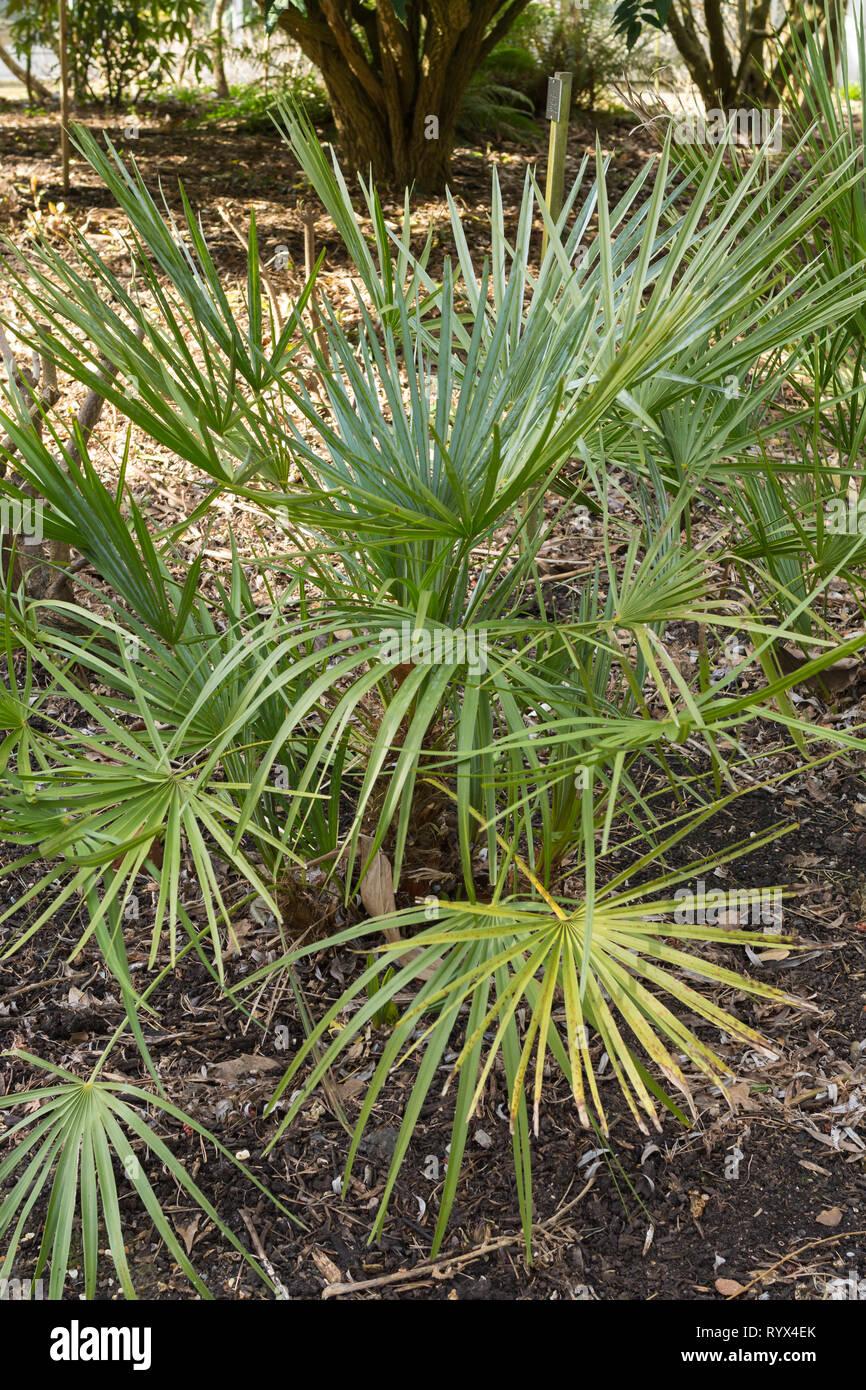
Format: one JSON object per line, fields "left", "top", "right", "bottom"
{"left": 4, "top": 0, "right": 209, "bottom": 106}
{"left": 2, "top": 50, "right": 866, "bottom": 1291}
{"left": 185, "top": 71, "right": 331, "bottom": 131}
{"left": 495, "top": 0, "right": 650, "bottom": 109}
{"left": 636, "top": 2, "right": 866, "bottom": 657}
{"left": 256, "top": 818, "right": 799, "bottom": 1252}
{"left": 458, "top": 69, "right": 537, "bottom": 139}
{"left": 0, "top": 1053, "right": 294, "bottom": 1298}
{"left": 612, "top": 0, "right": 671, "bottom": 49}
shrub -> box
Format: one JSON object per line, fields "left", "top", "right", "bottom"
{"left": 2, "top": 95, "right": 866, "bottom": 1290}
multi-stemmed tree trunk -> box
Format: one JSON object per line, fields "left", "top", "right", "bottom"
{"left": 663, "top": 0, "right": 765, "bottom": 105}
{"left": 663, "top": 0, "right": 838, "bottom": 107}
{"left": 269, "top": 0, "right": 532, "bottom": 189}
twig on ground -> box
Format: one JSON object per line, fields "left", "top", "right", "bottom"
{"left": 319, "top": 1175, "right": 596, "bottom": 1299}
{"left": 727, "top": 1228, "right": 866, "bottom": 1298}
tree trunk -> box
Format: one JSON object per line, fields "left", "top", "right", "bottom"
{"left": 275, "top": 0, "right": 532, "bottom": 191}
{"left": 703, "top": 0, "right": 736, "bottom": 103}
{"left": 666, "top": 0, "right": 834, "bottom": 109}
{"left": 212, "top": 0, "right": 230, "bottom": 99}
{"left": 666, "top": 0, "right": 775, "bottom": 106}
{"left": 666, "top": 3, "right": 724, "bottom": 106}
{"left": 0, "top": 38, "right": 55, "bottom": 103}
{"left": 734, "top": 0, "right": 774, "bottom": 103}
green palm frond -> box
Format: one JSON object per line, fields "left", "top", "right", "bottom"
{"left": 246, "top": 806, "right": 802, "bottom": 1253}
{"left": 0, "top": 1052, "right": 296, "bottom": 1300}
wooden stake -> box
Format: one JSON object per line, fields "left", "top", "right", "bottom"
{"left": 58, "top": 0, "right": 71, "bottom": 192}
{"left": 301, "top": 202, "right": 327, "bottom": 359}
{"left": 541, "top": 70, "right": 573, "bottom": 261}
{"left": 524, "top": 70, "right": 574, "bottom": 554}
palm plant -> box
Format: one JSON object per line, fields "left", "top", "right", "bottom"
{"left": 245, "top": 800, "right": 804, "bottom": 1252}
{"left": 625, "top": 4, "right": 866, "bottom": 668}
{"left": 2, "top": 90, "right": 866, "bottom": 1288}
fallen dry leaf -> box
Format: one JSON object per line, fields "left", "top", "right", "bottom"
{"left": 336, "top": 1075, "right": 367, "bottom": 1101}
{"left": 775, "top": 641, "right": 863, "bottom": 695}
{"left": 211, "top": 1053, "right": 281, "bottom": 1081}
{"left": 224, "top": 918, "right": 254, "bottom": 959}
{"left": 725, "top": 1080, "right": 758, "bottom": 1111}
{"left": 816, "top": 1206, "right": 844, "bottom": 1227}
{"left": 358, "top": 834, "right": 419, "bottom": 955}
{"left": 799, "top": 1160, "right": 832, "bottom": 1177}
{"left": 715, "top": 1277, "right": 746, "bottom": 1297}
{"left": 690, "top": 1191, "right": 710, "bottom": 1220}
{"left": 310, "top": 1248, "right": 343, "bottom": 1285}
{"left": 177, "top": 1216, "right": 201, "bottom": 1255}
{"left": 358, "top": 836, "right": 397, "bottom": 919}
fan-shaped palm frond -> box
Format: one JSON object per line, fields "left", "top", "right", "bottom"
{"left": 0, "top": 1052, "right": 295, "bottom": 1299}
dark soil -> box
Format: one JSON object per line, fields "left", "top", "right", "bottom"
{"left": 2, "top": 767, "right": 865, "bottom": 1301}
{"left": 0, "top": 100, "right": 656, "bottom": 282}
